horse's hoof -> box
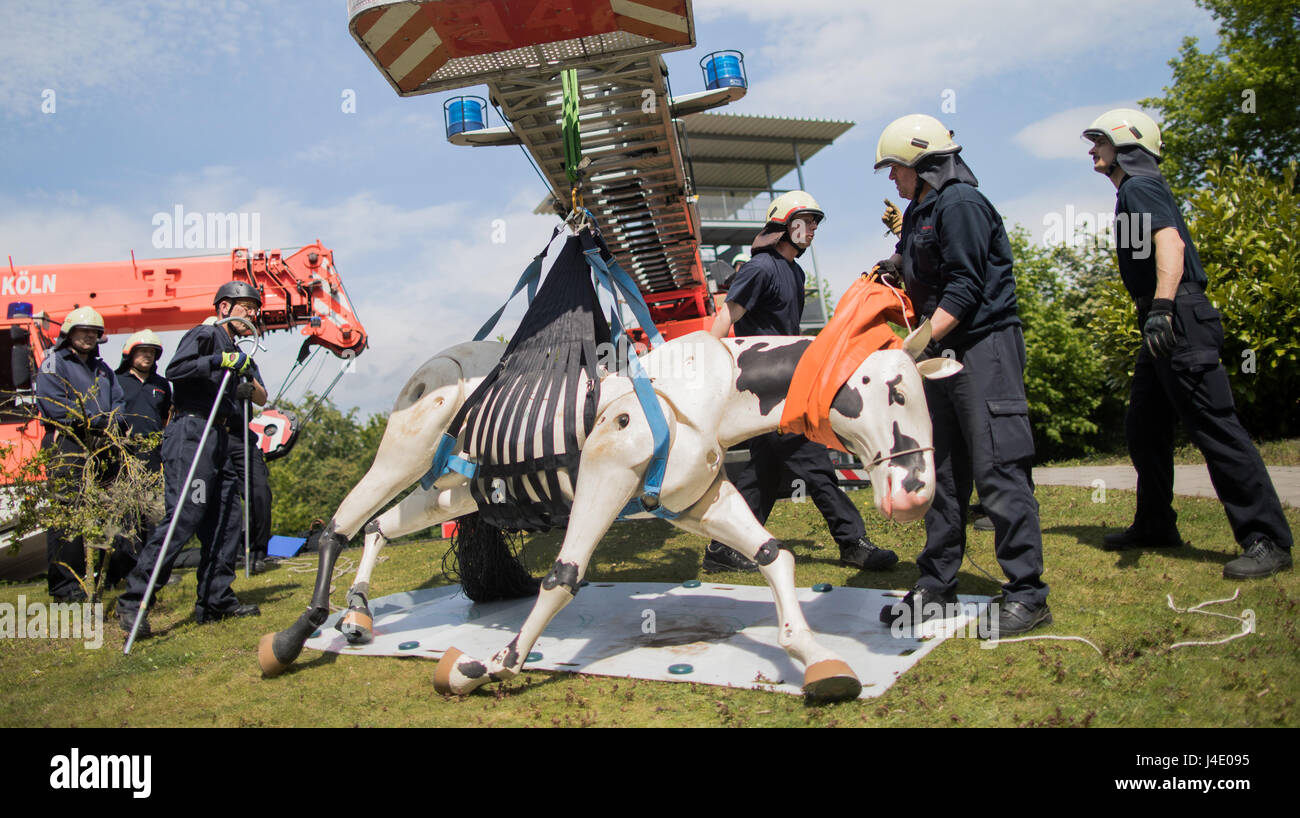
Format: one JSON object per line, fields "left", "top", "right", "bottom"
{"left": 433, "top": 647, "right": 465, "bottom": 695}
{"left": 258, "top": 633, "right": 289, "bottom": 678}
{"left": 338, "top": 609, "right": 373, "bottom": 645}
{"left": 801, "top": 659, "right": 861, "bottom": 702}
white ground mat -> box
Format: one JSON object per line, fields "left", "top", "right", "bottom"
{"left": 305, "top": 582, "right": 991, "bottom": 698}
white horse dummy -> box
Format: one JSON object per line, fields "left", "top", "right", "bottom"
{"left": 259, "top": 324, "right": 958, "bottom": 702}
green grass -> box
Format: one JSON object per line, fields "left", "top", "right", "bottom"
{"left": 1044, "top": 437, "right": 1300, "bottom": 468}
{"left": 2, "top": 485, "right": 1297, "bottom": 727}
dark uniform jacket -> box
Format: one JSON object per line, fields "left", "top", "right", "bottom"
{"left": 35, "top": 345, "right": 123, "bottom": 436}
{"left": 117, "top": 369, "right": 171, "bottom": 436}
{"left": 166, "top": 324, "right": 258, "bottom": 420}
{"left": 725, "top": 248, "right": 805, "bottom": 336}
{"left": 898, "top": 180, "right": 1020, "bottom": 350}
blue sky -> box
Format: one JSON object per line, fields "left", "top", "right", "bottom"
{"left": 2, "top": 0, "right": 1218, "bottom": 416}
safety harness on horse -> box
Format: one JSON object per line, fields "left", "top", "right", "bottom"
{"left": 419, "top": 221, "right": 675, "bottom": 531}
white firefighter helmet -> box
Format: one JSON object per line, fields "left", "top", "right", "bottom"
{"left": 874, "top": 114, "right": 960, "bottom": 170}
{"left": 1081, "top": 108, "right": 1163, "bottom": 159}
{"left": 765, "top": 191, "right": 824, "bottom": 225}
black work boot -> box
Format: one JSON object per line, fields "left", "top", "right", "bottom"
{"left": 969, "top": 503, "right": 995, "bottom": 532}
{"left": 879, "top": 586, "right": 957, "bottom": 627}
{"left": 1102, "top": 523, "right": 1183, "bottom": 551}
{"left": 986, "top": 599, "right": 1052, "bottom": 638}
{"left": 1223, "top": 538, "right": 1292, "bottom": 579}
{"left": 195, "top": 603, "right": 261, "bottom": 624}
{"left": 117, "top": 609, "right": 152, "bottom": 640}
{"left": 840, "top": 536, "right": 898, "bottom": 571}
{"left": 701, "top": 543, "right": 759, "bottom": 574}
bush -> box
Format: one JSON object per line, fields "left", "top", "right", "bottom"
{"left": 1010, "top": 228, "right": 1126, "bottom": 460}
{"left": 1183, "top": 157, "right": 1299, "bottom": 436}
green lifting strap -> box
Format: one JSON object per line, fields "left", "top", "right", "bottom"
{"left": 562, "top": 69, "right": 582, "bottom": 185}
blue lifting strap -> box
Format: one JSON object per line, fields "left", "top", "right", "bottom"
{"left": 578, "top": 227, "right": 676, "bottom": 520}
{"left": 471, "top": 224, "right": 561, "bottom": 342}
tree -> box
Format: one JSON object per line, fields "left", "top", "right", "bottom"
{"left": 1141, "top": 0, "right": 1300, "bottom": 193}
{"left": 2, "top": 390, "right": 162, "bottom": 603}
{"left": 1009, "top": 229, "right": 1127, "bottom": 459}
{"left": 1183, "top": 156, "right": 1299, "bottom": 435}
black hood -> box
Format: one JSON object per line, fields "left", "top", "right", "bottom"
{"left": 1115, "top": 144, "right": 1165, "bottom": 181}
{"left": 916, "top": 152, "right": 979, "bottom": 191}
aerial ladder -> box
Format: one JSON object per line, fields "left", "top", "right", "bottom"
{"left": 347, "top": 0, "right": 745, "bottom": 339}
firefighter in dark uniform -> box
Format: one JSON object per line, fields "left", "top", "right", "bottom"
{"left": 109, "top": 330, "right": 171, "bottom": 586}
{"left": 1083, "top": 109, "right": 1293, "bottom": 578}
{"left": 116, "top": 282, "right": 267, "bottom": 636}
{"left": 705, "top": 190, "right": 898, "bottom": 574}
{"left": 34, "top": 307, "right": 123, "bottom": 602}
{"left": 873, "top": 114, "right": 1051, "bottom": 636}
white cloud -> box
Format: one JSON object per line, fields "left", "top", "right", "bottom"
{"left": 692, "top": 0, "right": 1214, "bottom": 120}
{"left": 1, "top": 0, "right": 285, "bottom": 117}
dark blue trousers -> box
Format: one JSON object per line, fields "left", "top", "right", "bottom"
{"left": 1127, "top": 291, "right": 1292, "bottom": 550}
{"left": 117, "top": 415, "right": 244, "bottom": 618}
{"left": 227, "top": 424, "right": 272, "bottom": 558}
{"left": 716, "top": 431, "right": 866, "bottom": 549}
{"left": 917, "top": 326, "right": 1048, "bottom": 605}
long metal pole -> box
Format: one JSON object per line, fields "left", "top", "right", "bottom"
{"left": 124, "top": 369, "right": 232, "bottom": 655}
{"left": 242, "top": 397, "right": 251, "bottom": 579}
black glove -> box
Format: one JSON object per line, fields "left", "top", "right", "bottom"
{"left": 88, "top": 414, "right": 110, "bottom": 432}
{"left": 1143, "top": 298, "right": 1177, "bottom": 358}
{"left": 870, "top": 259, "right": 903, "bottom": 288}
{"left": 234, "top": 381, "right": 257, "bottom": 401}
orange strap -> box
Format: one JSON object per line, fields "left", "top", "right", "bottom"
{"left": 779, "top": 275, "right": 915, "bottom": 450}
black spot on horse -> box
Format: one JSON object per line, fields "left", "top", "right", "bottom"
{"left": 831, "top": 382, "right": 863, "bottom": 419}
{"left": 459, "top": 660, "right": 487, "bottom": 679}
{"left": 890, "top": 421, "right": 926, "bottom": 494}
{"left": 542, "top": 559, "right": 582, "bottom": 595}
{"left": 501, "top": 636, "right": 520, "bottom": 670}
{"left": 735, "top": 339, "right": 812, "bottom": 416}
{"left": 886, "top": 374, "right": 905, "bottom": 406}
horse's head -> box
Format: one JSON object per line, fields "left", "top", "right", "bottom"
{"left": 829, "top": 320, "right": 961, "bottom": 523}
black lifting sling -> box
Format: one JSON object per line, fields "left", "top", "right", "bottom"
{"left": 451, "top": 235, "right": 611, "bottom": 531}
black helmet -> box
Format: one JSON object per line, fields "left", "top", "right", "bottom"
{"left": 214, "top": 280, "right": 263, "bottom": 307}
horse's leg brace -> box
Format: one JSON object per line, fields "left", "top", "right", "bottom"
{"left": 339, "top": 483, "right": 476, "bottom": 644}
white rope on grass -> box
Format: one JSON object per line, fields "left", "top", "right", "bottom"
{"left": 981, "top": 634, "right": 1104, "bottom": 656}
{"left": 1165, "top": 588, "right": 1256, "bottom": 650}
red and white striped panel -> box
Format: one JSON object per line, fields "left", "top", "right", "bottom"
{"left": 348, "top": 0, "right": 694, "bottom": 96}
{"left": 837, "top": 469, "right": 872, "bottom": 483}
